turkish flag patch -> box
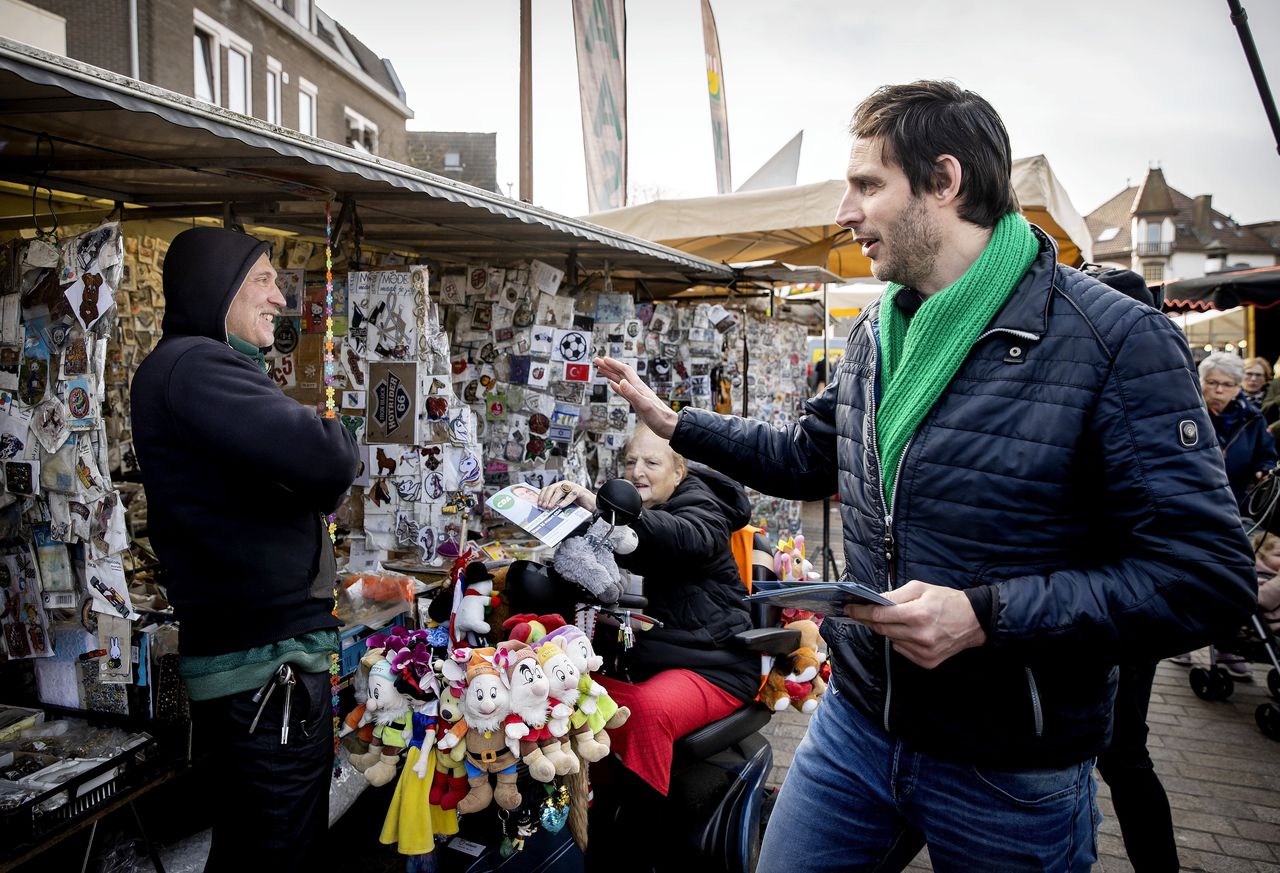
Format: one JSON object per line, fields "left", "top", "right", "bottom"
{"left": 564, "top": 362, "right": 592, "bottom": 382}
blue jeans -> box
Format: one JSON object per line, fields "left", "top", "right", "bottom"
{"left": 759, "top": 682, "right": 1100, "bottom": 872}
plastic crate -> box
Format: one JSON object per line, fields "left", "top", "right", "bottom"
{"left": 0, "top": 734, "right": 161, "bottom": 855}
{"left": 338, "top": 611, "right": 408, "bottom": 676}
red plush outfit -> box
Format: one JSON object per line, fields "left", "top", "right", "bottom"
{"left": 504, "top": 713, "right": 554, "bottom": 743}
{"left": 596, "top": 670, "right": 743, "bottom": 795}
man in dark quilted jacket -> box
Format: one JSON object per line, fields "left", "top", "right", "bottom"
{"left": 597, "top": 81, "right": 1255, "bottom": 872}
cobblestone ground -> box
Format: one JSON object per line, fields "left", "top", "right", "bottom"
{"left": 767, "top": 501, "right": 1280, "bottom": 871}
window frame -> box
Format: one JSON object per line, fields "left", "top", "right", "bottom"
{"left": 192, "top": 11, "right": 253, "bottom": 115}
{"left": 193, "top": 29, "right": 218, "bottom": 104}
{"left": 1141, "top": 261, "right": 1165, "bottom": 283}
{"left": 343, "top": 106, "right": 379, "bottom": 154}
{"left": 265, "top": 56, "right": 283, "bottom": 125}
{"left": 298, "top": 77, "right": 319, "bottom": 137}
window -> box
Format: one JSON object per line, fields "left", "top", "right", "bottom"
{"left": 444, "top": 152, "right": 461, "bottom": 169}
{"left": 294, "top": 0, "right": 312, "bottom": 30}
{"left": 265, "top": 57, "right": 282, "bottom": 125}
{"left": 1096, "top": 226, "right": 1119, "bottom": 243}
{"left": 298, "top": 78, "right": 318, "bottom": 136}
{"left": 1142, "top": 262, "right": 1164, "bottom": 283}
{"left": 193, "top": 31, "right": 216, "bottom": 103}
{"left": 344, "top": 107, "right": 378, "bottom": 154}
{"left": 226, "top": 46, "right": 249, "bottom": 114}
{"left": 1146, "top": 222, "right": 1161, "bottom": 243}
{"left": 192, "top": 12, "right": 252, "bottom": 114}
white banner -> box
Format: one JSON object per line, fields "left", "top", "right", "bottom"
{"left": 572, "top": 0, "right": 628, "bottom": 212}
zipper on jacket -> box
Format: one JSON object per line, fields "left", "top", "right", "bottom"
{"left": 1025, "top": 667, "right": 1044, "bottom": 738}
{"left": 864, "top": 316, "right": 903, "bottom": 733}
{"left": 975, "top": 327, "right": 1041, "bottom": 344}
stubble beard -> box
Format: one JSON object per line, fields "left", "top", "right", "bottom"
{"left": 872, "top": 194, "right": 941, "bottom": 291}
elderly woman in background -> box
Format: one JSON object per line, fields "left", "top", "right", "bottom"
{"left": 1243, "top": 357, "right": 1272, "bottom": 408}
{"left": 1193, "top": 352, "right": 1276, "bottom": 679}
{"left": 1201, "top": 351, "right": 1277, "bottom": 508}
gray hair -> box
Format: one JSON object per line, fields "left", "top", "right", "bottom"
{"left": 1198, "top": 352, "right": 1244, "bottom": 385}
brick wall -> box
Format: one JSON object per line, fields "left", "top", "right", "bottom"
{"left": 16, "top": 0, "right": 408, "bottom": 163}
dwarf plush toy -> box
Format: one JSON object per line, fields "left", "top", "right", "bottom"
{"left": 438, "top": 648, "right": 521, "bottom": 813}
{"left": 533, "top": 640, "right": 587, "bottom": 765}
{"left": 496, "top": 640, "right": 576, "bottom": 779}
{"left": 541, "top": 625, "right": 629, "bottom": 757}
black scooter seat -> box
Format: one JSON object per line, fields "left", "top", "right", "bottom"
{"left": 674, "top": 703, "right": 772, "bottom": 763}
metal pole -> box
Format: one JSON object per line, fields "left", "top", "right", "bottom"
{"left": 519, "top": 0, "right": 533, "bottom": 201}
{"left": 129, "top": 0, "right": 140, "bottom": 80}
{"left": 741, "top": 307, "right": 749, "bottom": 418}
{"left": 1226, "top": 0, "right": 1280, "bottom": 157}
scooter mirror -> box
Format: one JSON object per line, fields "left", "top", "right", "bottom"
{"left": 597, "top": 478, "right": 643, "bottom": 527}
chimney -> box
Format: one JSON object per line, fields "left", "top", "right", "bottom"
{"left": 1193, "top": 194, "right": 1213, "bottom": 235}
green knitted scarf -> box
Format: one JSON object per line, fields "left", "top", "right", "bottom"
{"left": 877, "top": 212, "right": 1039, "bottom": 509}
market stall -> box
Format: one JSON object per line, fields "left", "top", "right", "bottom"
{"left": 0, "top": 37, "right": 746, "bottom": 867}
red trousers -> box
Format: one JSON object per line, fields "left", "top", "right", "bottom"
{"left": 595, "top": 669, "right": 744, "bottom": 795}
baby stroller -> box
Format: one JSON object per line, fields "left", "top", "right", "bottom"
{"left": 1191, "top": 475, "right": 1280, "bottom": 740}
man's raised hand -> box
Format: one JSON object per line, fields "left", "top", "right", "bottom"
{"left": 594, "top": 356, "right": 679, "bottom": 438}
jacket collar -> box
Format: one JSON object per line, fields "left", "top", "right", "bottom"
{"left": 867, "top": 223, "right": 1059, "bottom": 339}
{"left": 981, "top": 224, "right": 1059, "bottom": 338}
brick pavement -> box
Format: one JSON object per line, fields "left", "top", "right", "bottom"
{"left": 764, "top": 501, "right": 1280, "bottom": 871}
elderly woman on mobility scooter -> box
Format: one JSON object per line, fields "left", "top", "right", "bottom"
{"left": 537, "top": 424, "right": 759, "bottom": 870}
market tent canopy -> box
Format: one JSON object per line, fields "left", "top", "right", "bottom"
{"left": 1162, "top": 266, "right": 1280, "bottom": 311}
{"left": 0, "top": 38, "right": 732, "bottom": 293}
{"left": 584, "top": 154, "right": 1092, "bottom": 279}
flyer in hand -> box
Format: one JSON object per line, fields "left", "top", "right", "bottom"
{"left": 485, "top": 484, "right": 592, "bottom": 547}
{"left": 744, "top": 579, "right": 894, "bottom": 614}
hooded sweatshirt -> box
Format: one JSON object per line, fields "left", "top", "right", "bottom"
{"left": 130, "top": 227, "right": 360, "bottom": 656}
{"left": 616, "top": 464, "right": 759, "bottom": 701}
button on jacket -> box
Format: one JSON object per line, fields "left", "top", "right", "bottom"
{"left": 672, "top": 228, "right": 1256, "bottom": 768}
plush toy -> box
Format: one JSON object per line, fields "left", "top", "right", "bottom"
{"left": 533, "top": 640, "right": 590, "bottom": 764}
{"left": 552, "top": 518, "right": 637, "bottom": 605}
{"left": 358, "top": 656, "right": 416, "bottom": 786}
{"left": 541, "top": 625, "right": 629, "bottom": 757}
{"left": 339, "top": 649, "right": 380, "bottom": 756}
{"left": 759, "top": 620, "right": 829, "bottom": 714}
{"left": 438, "top": 648, "right": 521, "bottom": 813}
{"left": 503, "top": 612, "right": 567, "bottom": 646}
{"left": 378, "top": 632, "right": 460, "bottom": 856}
{"left": 429, "top": 683, "right": 471, "bottom": 811}
{"left": 452, "top": 562, "right": 496, "bottom": 643}
{"left": 496, "top": 640, "right": 576, "bottom": 779}
{"left": 774, "top": 535, "right": 819, "bottom": 582}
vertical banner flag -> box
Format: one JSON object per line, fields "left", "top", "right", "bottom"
{"left": 572, "top": 0, "right": 628, "bottom": 212}
{"left": 701, "top": 0, "right": 731, "bottom": 194}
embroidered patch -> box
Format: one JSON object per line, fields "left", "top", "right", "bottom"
{"left": 1178, "top": 419, "right": 1198, "bottom": 448}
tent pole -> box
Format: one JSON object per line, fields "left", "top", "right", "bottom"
{"left": 1226, "top": 0, "right": 1280, "bottom": 157}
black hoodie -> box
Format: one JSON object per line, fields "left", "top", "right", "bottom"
{"left": 616, "top": 464, "right": 759, "bottom": 701}
{"left": 130, "top": 227, "right": 360, "bottom": 655}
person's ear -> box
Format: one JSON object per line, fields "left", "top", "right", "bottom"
{"left": 932, "top": 154, "right": 963, "bottom": 207}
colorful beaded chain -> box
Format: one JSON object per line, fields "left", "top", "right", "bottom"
{"left": 325, "top": 200, "right": 341, "bottom": 777}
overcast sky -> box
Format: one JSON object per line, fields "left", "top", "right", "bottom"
{"left": 321, "top": 0, "right": 1280, "bottom": 225}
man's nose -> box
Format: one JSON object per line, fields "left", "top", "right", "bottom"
{"left": 835, "top": 186, "right": 862, "bottom": 230}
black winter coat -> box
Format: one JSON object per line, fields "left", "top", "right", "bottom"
{"left": 672, "top": 227, "right": 1256, "bottom": 768}
{"left": 131, "top": 228, "right": 360, "bottom": 656}
{"left": 616, "top": 465, "right": 759, "bottom": 701}
{"left": 1209, "top": 395, "right": 1277, "bottom": 506}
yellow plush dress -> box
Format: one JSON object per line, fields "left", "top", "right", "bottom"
{"left": 380, "top": 711, "right": 459, "bottom": 854}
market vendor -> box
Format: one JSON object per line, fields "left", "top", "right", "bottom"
{"left": 131, "top": 227, "right": 360, "bottom": 872}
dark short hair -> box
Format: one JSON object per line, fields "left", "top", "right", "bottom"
{"left": 851, "top": 81, "right": 1019, "bottom": 228}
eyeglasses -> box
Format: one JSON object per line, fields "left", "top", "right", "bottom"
{"left": 1203, "top": 379, "right": 1241, "bottom": 391}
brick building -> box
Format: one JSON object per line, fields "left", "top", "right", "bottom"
{"left": 405, "top": 131, "right": 500, "bottom": 194}
{"left": 0, "top": 0, "right": 412, "bottom": 162}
